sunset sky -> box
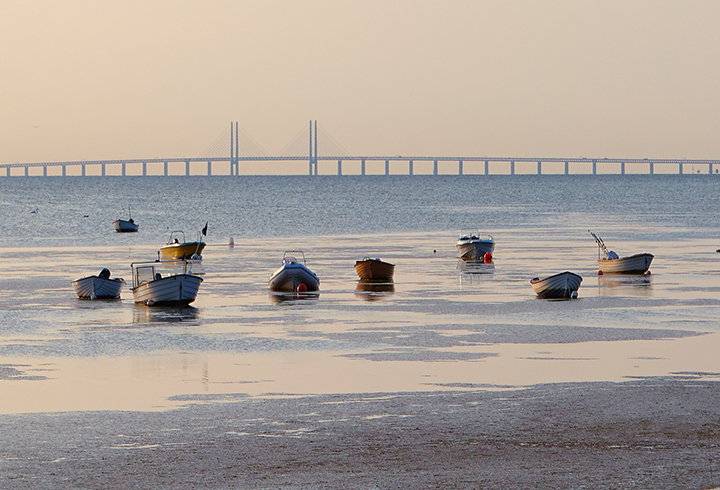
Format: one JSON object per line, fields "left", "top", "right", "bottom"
{"left": 2, "top": 1, "right": 719, "bottom": 168}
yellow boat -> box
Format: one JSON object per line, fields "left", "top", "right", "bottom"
{"left": 160, "top": 230, "right": 206, "bottom": 260}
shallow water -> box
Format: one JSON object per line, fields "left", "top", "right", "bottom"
{"left": 0, "top": 175, "right": 719, "bottom": 413}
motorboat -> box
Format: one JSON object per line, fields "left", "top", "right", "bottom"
{"left": 354, "top": 257, "right": 395, "bottom": 281}
{"left": 72, "top": 268, "right": 124, "bottom": 299}
{"left": 113, "top": 207, "right": 138, "bottom": 232}
{"left": 130, "top": 260, "right": 203, "bottom": 306}
{"left": 530, "top": 271, "right": 583, "bottom": 299}
{"left": 268, "top": 251, "right": 320, "bottom": 292}
{"left": 589, "top": 231, "right": 653, "bottom": 274}
{"left": 160, "top": 230, "right": 206, "bottom": 260}
{"left": 456, "top": 229, "right": 494, "bottom": 260}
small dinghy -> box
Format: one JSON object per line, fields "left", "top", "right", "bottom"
{"left": 268, "top": 251, "right": 320, "bottom": 292}
{"left": 130, "top": 260, "right": 203, "bottom": 306}
{"left": 354, "top": 257, "right": 395, "bottom": 281}
{"left": 590, "top": 231, "right": 653, "bottom": 274}
{"left": 530, "top": 271, "right": 583, "bottom": 299}
{"left": 456, "top": 228, "right": 494, "bottom": 260}
{"left": 72, "top": 268, "right": 124, "bottom": 299}
{"left": 113, "top": 207, "right": 138, "bottom": 232}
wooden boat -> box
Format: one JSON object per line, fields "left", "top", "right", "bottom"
{"left": 72, "top": 268, "right": 124, "bottom": 299}
{"left": 530, "top": 271, "right": 583, "bottom": 299}
{"left": 113, "top": 207, "right": 138, "bottom": 232}
{"left": 354, "top": 257, "right": 395, "bottom": 281}
{"left": 268, "top": 251, "right": 320, "bottom": 292}
{"left": 160, "top": 230, "right": 206, "bottom": 260}
{"left": 589, "top": 231, "right": 653, "bottom": 274}
{"left": 456, "top": 229, "right": 494, "bottom": 260}
{"left": 130, "top": 260, "right": 203, "bottom": 306}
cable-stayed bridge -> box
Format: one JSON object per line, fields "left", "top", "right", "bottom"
{"left": 2, "top": 121, "right": 719, "bottom": 176}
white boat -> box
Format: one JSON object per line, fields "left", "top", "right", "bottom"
{"left": 130, "top": 260, "right": 203, "bottom": 306}
{"left": 160, "top": 229, "right": 206, "bottom": 260}
{"left": 456, "top": 229, "right": 494, "bottom": 260}
{"left": 72, "top": 268, "right": 124, "bottom": 299}
{"left": 113, "top": 207, "right": 138, "bottom": 232}
{"left": 268, "top": 251, "right": 320, "bottom": 292}
{"left": 530, "top": 271, "right": 583, "bottom": 299}
{"left": 589, "top": 231, "right": 653, "bottom": 274}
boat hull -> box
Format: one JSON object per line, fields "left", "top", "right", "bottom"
{"left": 269, "top": 263, "right": 320, "bottom": 292}
{"left": 160, "top": 242, "right": 206, "bottom": 260}
{"left": 131, "top": 274, "right": 203, "bottom": 306}
{"left": 354, "top": 259, "right": 395, "bottom": 281}
{"left": 531, "top": 271, "right": 583, "bottom": 299}
{"left": 113, "top": 219, "right": 138, "bottom": 233}
{"left": 598, "top": 253, "right": 653, "bottom": 274}
{"left": 72, "top": 276, "right": 124, "bottom": 299}
{"left": 457, "top": 239, "right": 495, "bottom": 260}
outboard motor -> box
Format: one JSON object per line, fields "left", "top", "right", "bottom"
{"left": 99, "top": 268, "right": 111, "bottom": 279}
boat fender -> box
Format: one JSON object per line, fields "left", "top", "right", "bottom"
{"left": 146, "top": 299, "right": 155, "bottom": 306}
{"left": 191, "top": 253, "right": 202, "bottom": 260}
{"left": 598, "top": 270, "right": 603, "bottom": 275}
{"left": 483, "top": 252, "right": 492, "bottom": 263}
{"left": 571, "top": 291, "right": 578, "bottom": 299}
{"left": 297, "top": 283, "right": 307, "bottom": 292}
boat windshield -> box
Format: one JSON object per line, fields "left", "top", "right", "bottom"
{"left": 134, "top": 265, "right": 156, "bottom": 287}
{"left": 282, "top": 250, "right": 306, "bottom": 264}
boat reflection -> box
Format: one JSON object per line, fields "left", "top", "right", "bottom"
{"left": 598, "top": 274, "right": 653, "bottom": 297}
{"left": 355, "top": 280, "right": 395, "bottom": 301}
{"left": 132, "top": 305, "right": 200, "bottom": 324}
{"left": 268, "top": 291, "right": 320, "bottom": 304}
{"left": 457, "top": 259, "right": 495, "bottom": 274}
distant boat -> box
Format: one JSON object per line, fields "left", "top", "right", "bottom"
{"left": 589, "top": 231, "right": 653, "bottom": 274}
{"left": 113, "top": 207, "right": 138, "bottom": 233}
{"left": 354, "top": 257, "right": 395, "bottom": 282}
{"left": 72, "top": 268, "right": 124, "bottom": 299}
{"left": 160, "top": 230, "right": 206, "bottom": 260}
{"left": 130, "top": 260, "right": 203, "bottom": 306}
{"left": 456, "top": 229, "right": 494, "bottom": 260}
{"left": 530, "top": 271, "right": 582, "bottom": 299}
{"left": 268, "top": 251, "right": 320, "bottom": 292}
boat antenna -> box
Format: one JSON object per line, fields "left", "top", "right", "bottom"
{"left": 588, "top": 230, "right": 610, "bottom": 259}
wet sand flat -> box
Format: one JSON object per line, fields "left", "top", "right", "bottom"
{"left": 1, "top": 379, "right": 719, "bottom": 489}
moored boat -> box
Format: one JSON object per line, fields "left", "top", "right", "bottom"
{"left": 530, "top": 271, "right": 583, "bottom": 299}
{"left": 589, "top": 231, "right": 653, "bottom": 274}
{"left": 160, "top": 229, "right": 206, "bottom": 260}
{"left": 456, "top": 229, "right": 494, "bottom": 260}
{"left": 130, "top": 260, "right": 203, "bottom": 306}
{"left": 72, "top": 268, "right": 124, "bottom": 299}
{"left": 113, "top": 207, "right": 138, "bottom": 232}
{"left": 268, "top": 251, "right": 320, "bottom": 292}
{"left": 354, "top": 257, "right": 395, "bottom": 281}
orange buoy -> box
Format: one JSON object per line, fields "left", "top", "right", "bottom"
{"left": 297, "top": 283, "right": 308, "bottom": 292}
{"left": 483, "top": 252, "right": 492, "bottom": 263}
{"left": 598, "top": 270, "right": 603, "bottom": 275}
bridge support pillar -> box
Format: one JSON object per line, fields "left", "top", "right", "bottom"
{"left": 25, "top": 166, "right": 29, "bottom": 177}
{"left": 101, "top": 163, "right": 105, "bottom": 176}
{"left": 164, "top": 161, "right": 168, "bottom": 176}
{"left": 409, "top": 159, "right": 414, "bottom": 175}
{"left": 385, "top": 159, "right": 389, "bottom": 175}
{"left": 121, "top": 163, "right": 126, "bottom": 177}
{"left": 710, "top": 163, "right": 714, "bottom": 174}
{"left": 649, "top": 162, "right": 654, "bottom": 174}
{"left": 143, "top": 162, "right": 147, "bottom": 176}
{"left": 679, "top": 162, "right": 683, "bottom": 175}
{"left": 510, "top": 161, "right": 515, "bottom": 175}
{"left": 537, "top": 161, "right": 542, "bottom": 175}
{"left": 621, "top": 162, "right": 625, "bottom": 175}
{"left": 485, "top": 160, "right": 489, "bottom": 175}
{"left": 459, "top": 159, "right": 463, "bottom": 175}
{"left": 185, "top": 160, "right": 190, "bottom": 176}
{"left": 565, "top": 161, "right": 569, "bottom": 175}
{"left": 361, "top": 158, "right": 365, "bottom": 176}
{"left": 433, "top": 159, "right": 438, "bottom": 175}
{"left": 592, "top": 160, "right": 597, "bottom": 175}
{"left": 82, "top": 164, "right": 86, "bottom": 177}
{"left": 337, "top": 159, "right": 342, "bottom": 176}
{"left": 62, "top": 165, "right": 66, "bottom": 177}
{"left": 207, "top": 160, "right": 211, "bottom": 176}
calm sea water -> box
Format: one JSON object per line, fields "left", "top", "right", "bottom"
{"left": 0, "top": 175, "right": 719, "bottom": 413}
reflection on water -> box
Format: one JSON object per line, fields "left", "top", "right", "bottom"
{"left": 457, "top": 259, "right": 495, "bottom": 274}
{"left": 132, "top": 305, "right": 200, "bottom": 324}
{"left": 598, "top": 274, "right": 653, "bottom": 297}
{"left": 268, "top": 291, "right": 320, "bottom": 305}
{"left": 355, "top": 280, "right": 395, "bottom": 301}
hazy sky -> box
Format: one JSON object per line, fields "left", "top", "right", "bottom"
{"left": 2, "top": 1, "right": 720, "bottom": 166}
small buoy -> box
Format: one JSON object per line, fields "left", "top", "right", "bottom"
{"left": 571, "top": 291, "right": 578, "bottom": 299}
{"left": 229, "top": 236, "right": 235, "bottom": 247}
{"left": 483, "top": 252, "right": 492, "bottom": 263}
{"left": 433, "top": 250, "right": 436, "bottom": 254}
{"left": 297, "top": 283, "right": 307, "bottom": 292}
{"left": 597, "top": 270, "right": 603, "bottom": 275}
